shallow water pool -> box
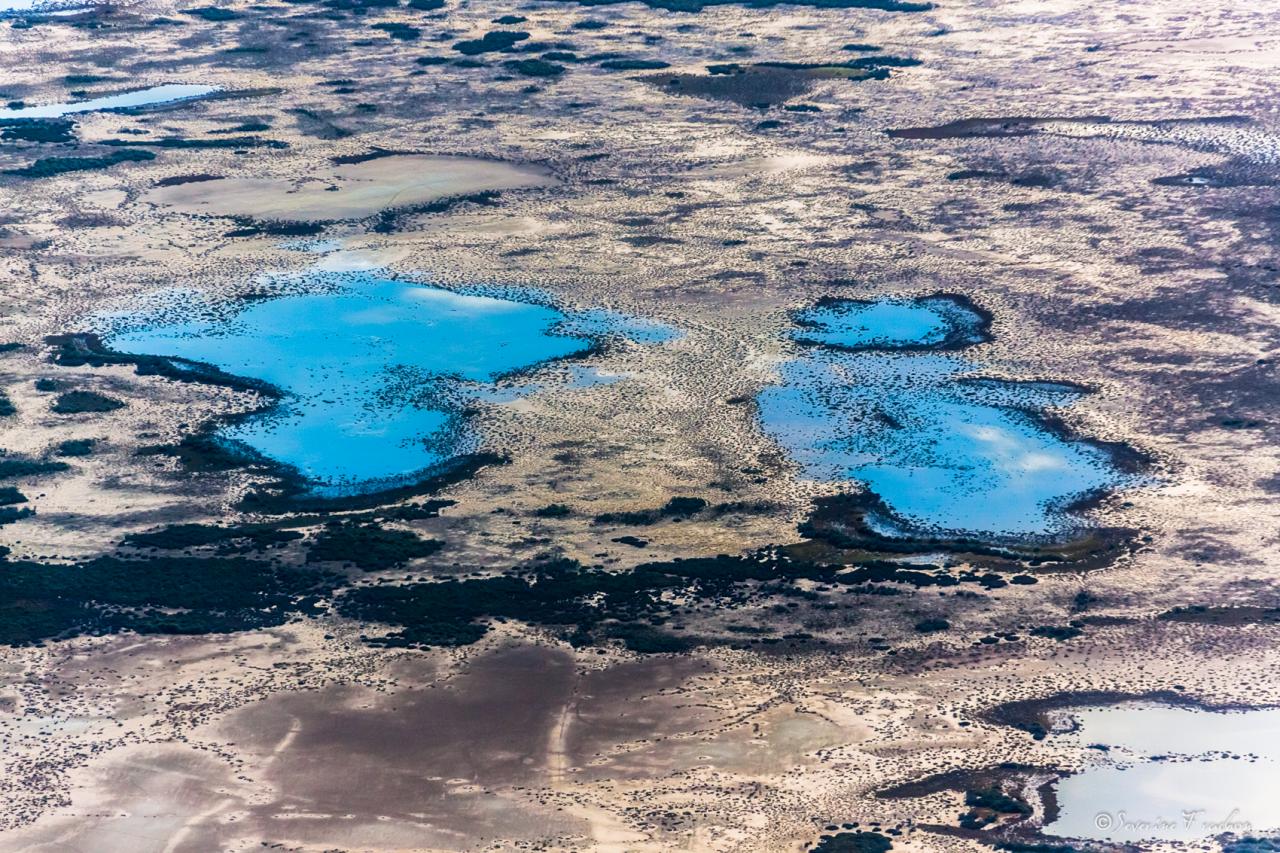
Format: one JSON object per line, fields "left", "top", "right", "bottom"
{"left": 1045, "top": 704, "right": 1280, "bottom": 842}
{"left": 105, "top": 277, "right": 670, "bottom": 493}
{"left": 0, "top": 84, "right": 218, "bottom": 119}
{"left": 759, "top": 296, "right": 1129, "bottom": 540}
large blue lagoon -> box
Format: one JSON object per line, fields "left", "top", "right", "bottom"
{"left": 106, "top": 277, "right": 667, "bottom": 492}
{"left": 759, "top": 296, "right": 1128, "bottom": 540}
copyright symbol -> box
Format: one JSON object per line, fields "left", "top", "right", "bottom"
{"left": 1094, "top": 812, "right": 1114, "bottom": 831}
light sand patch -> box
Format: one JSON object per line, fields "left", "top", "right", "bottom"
{"left": 142, "top": 155, "right": 558, "bottom": 222}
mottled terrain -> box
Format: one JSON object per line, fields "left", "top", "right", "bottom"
{"left": 1, "top": 0, "right": 1280, "bottom": 850}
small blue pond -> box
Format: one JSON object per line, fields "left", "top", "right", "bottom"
{"left": 105, "top": 277, "right": 673, "bottom": 493}
{"left": 759, "top": 296, "right": 1128, "bottom": 540}
{"left": 793, "top": 295, "right": 987, "bottom": 351}
{"left": 0, "top": 84, "right": 219, "bottom": 119}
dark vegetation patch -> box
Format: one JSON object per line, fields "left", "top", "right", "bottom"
{"left": 454, "top": 30, "right": 529, "bottom": 54}
{"left": 888, "top": 113, "right": 1248, "bottom": 141}
{"left": 981, "top": 690, "right": 1237, "bottom": 741}
{"left": 54, "top": 438, "right": 95, "bottom": 457}
{"left": 810, "top": 830, "right": 893, "bottom": 853}
{"left": 337, "top": 549, "right": 1052, "bottom": 652}
{"left": 370, "top": 190, "right": 501, "bottom": 232}
{"left": 3, "top": 149, "right": 155, "bottom": 178}
{"left": 372, "top": 21, "right": 420, "bottom": 39}
{"left": 47, "top": 330, "right": 221, "bottom": 386}
{"left": 64, "top": 73, "right": 114, "bottom": 85}
{"left": 124, "top": 522, "right": 304, "bottom": 554}
{"left": 138, "top": 433, "right": 266, "bottom": 474}
{"left": 0, "top": 554, "right": 337, "bottom": 646}
{"left": 644, "top": 57, "right": 913, "bottom": 106}
{"left": 504, "top": 58, "right": 566, "bottom": 77}
{"left": 183, "top": 6, "right": 238, "bottom": 20}
{"left": 794, "top": 293, "right": 992, "bottom": 353}
{"left": 102, "top": 135, "right": 287, "bottom": 150}
{"left": 0, "top": 487, "right": 27, "bottom": 505}
{"left": 1223, "top": 839, "right": 1280, "bottom": 853}
{"left": 237, "top": 453, "right": 505, "bottom": 515}
{"left": 0, "top": 456, "right": 70, "bottom": 479}
{"left": 51, "top": 390, "right": 125, "bottom": 414}
{"left": 153, "top": 173, "right": 222, "bottom": 187}
{"left": 0, "top": 392, "right": 13, "bottom": 417}
{"left": 543, "top": 0, "right": 929, "bottom": 11}
{"left": 330, "top": 146, "right": 411, "bottom": 165}
{"left": 959, "top": 788, "right": 1032, "bottom": 830}
{"left": 225, "top": 218, "right": 327, "bottom": 237}
{"left": 594, "top": 496, "right": 708, "bottom": 526}
{"left": 799, "top": 492, "right": 1133, "bottom": 571}
{"left": 532, "top": 503, "right": 572, "bottom": 518}
{"left": 1028, "top": 625, "right": 1082, "bottom": 641}
{"left": 1158, "top": 604, "right": 1280, "bottom": 625}
{"left": 217, "top": 120, "right": 271, "bottom": 133}
{"left": 598, "top": 58, "right": 670, "bottom": 70}
{"left": 914, "top": 618, "right": 950, "bottom": 633}
{"left": 0, "top": 118, "right": 76, "bottom": 144}
{"left": 994, "top": 842, "right": 1081, "bottom": 853}
{"left": 0, "top": 506, "right": 34, "bottom": 525}
{"left": 306, "top": 521, "right": 443, "bottom": 571}
{"left": 887, "top": 116, "right": 1110, "bottom": 140}
{"left": 878, "top": 763, "right": 1047, "bottom": 800}
{"left": 612, "top": 535, "right": 648, "bottom": 548}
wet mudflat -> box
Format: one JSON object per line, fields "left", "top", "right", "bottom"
{"left": 143, "top": 154, "right": 558, "bottom": 222}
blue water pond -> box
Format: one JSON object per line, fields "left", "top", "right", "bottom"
{"left": 759, "top": 296, "right": 1127, "bottom": 540}
{"left": 0, "top": 84, "right": 219, "bottom": 120}
{"left": 792, "top": 295, "right": 988, "bottom": 351}
{"left": 106, "top": 277, "right": 672, "bottom": 493}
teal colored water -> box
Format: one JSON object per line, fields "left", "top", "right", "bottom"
{"left": 0, "top": 84, "right": 218, "bottom": 119}
{"left": 793, "top": 295, "right": 986, "bottom": 350}
{"left": 106, "top": 278, "right": 625, "bottom": 492}
{"left": 1045, "top": 704, "right": 1280, "bottom": 842}
{"left": 759, "top": 296, "right": 1126, "bottom": 539}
